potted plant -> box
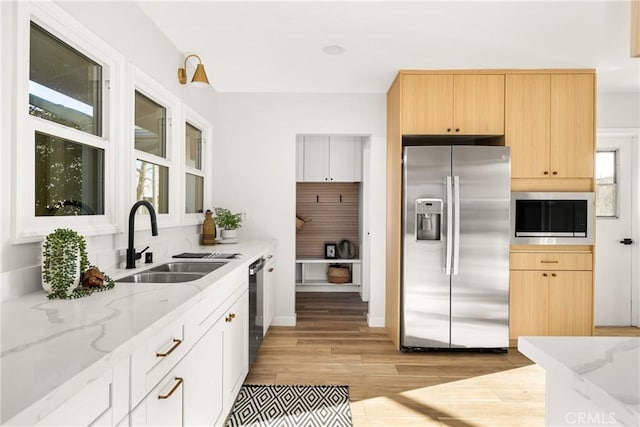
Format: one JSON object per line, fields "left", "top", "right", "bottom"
{"left": 214, "top": 207, "right": 242, "bottom": 240}
{"left": 41, "top": 228, "right": 89, "bottom": 299}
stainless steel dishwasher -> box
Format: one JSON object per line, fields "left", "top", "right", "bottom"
{"left": 248, "top": 257, "right": 265, "bottom": 367}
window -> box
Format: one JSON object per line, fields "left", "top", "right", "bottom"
{"left": 183, "top": 107, "right": 211, "bottom": 221}
{"left": 16, "top": 3, "right": 123, "bottom": 242}
{"left": 30, "top": 23, "right": 105, "bottom": 217}
{"left": 185, "top": 122, "right": 204, "bottom": 214}
{"left": 134, "top": 90, "right": 171, "bottom": 215}
{"left": 29, "top": 23, "right": 102, "bottom": 136}
{"left": 595, "top": 150, "right": 617, "bottom": 217}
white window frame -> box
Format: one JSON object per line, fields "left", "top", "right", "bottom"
{"left": 130, "top": 67, "right": 181, "bottom": 230}
{"left": 14, "top": 2, "right": 125, "bottom": 243}
{"left": 182, "top": 106, "right": 212, "bottom": 225}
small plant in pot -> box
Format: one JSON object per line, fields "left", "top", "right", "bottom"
{"left": 214, "top": 207, "right": 242, "bottom": 240}
{"left": 41, "top": 228, "right": 89, "bottom": 299}
{"left": 42, "top": 228, "right": 115, "bottom": 299}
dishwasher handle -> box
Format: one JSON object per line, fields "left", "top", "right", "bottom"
{"left": 249, "top": 258, "right": 266, "bottom": 275}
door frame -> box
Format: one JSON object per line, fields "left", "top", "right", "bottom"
{"left": 596, "top": 128, "right": 640, "bottom": 327}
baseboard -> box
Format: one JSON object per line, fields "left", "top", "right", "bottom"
{"left": 271, "top": 315, "right": 297, "bottom": 327}
{"left": 367, "top": 314, "right": 385, "bottom": 328}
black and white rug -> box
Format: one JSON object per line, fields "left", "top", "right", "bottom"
{"left": 225, "top": 384, "right": 353, "bottom": 427}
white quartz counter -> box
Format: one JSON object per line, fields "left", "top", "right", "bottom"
{"left": 519, "top": 336, "right": 640, "bottom": 427}
{"left": 0, "top": 240, "right": 275, "bottom": 425}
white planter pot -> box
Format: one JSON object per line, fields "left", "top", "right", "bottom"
{"left": 41, "top": 244, "right": 81, "bottom": 294}
{"left": 220, "top": 229, "right": 237, "bottom": 240}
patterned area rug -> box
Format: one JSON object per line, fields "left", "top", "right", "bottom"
{"left": 225, "top": 384, "right": 352, "bottom": 427}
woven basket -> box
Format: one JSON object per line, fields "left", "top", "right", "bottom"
{"left": 327, "top": 265, "right": 350, "bottom": 284}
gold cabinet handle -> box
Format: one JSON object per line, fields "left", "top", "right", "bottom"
{"left": 158, "top": 377, "right": 183, "bottom": 400}
{"left": 268, "top": 268, "right": 274, "bottom": 272}
{"left": 541, "top": 260, "right": 558, "bottom": 264}
{"left": 226, "top": 313, "right": 236, "bottom": 323}
{"left": 156, "top": 339, "right": 182, "bottom": 357}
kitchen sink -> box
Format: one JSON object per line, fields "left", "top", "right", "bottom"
{"left": 117, "top": 272, "right": 205, "bottom": 283}
{"left": 149, "top": 262, "right": 227, "bottom": 274}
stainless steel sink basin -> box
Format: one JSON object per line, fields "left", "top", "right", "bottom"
{"left": 117, "top": 272, "right": 205, "bottom": 283}
{"left": 149, "top": 262, "right": 227, "bottom": 274}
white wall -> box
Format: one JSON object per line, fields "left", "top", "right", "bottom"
{"left": 0, "top": 1, "right": 217, "bottom": 300}
{"left": 597, "top": 92, "right": 640, "bottom": 128}
{"left": 213, "top": 93, "right": 386, "bottom": 326}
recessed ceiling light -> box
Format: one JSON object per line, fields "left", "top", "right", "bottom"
{"left": 322, "top": 45, "right": 345, "bottom": 55}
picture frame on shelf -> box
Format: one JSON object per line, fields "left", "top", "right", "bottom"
{"left": 324, "top": 243, "right": 337, "bottom": 259}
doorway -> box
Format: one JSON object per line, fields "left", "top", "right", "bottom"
{"left": 595, "top": 131, "right": 638, "bottom": 326}
{"left": 295, "top": 134, "right": 371, "bottom": 321}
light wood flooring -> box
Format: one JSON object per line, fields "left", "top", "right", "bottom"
{"left": 246, "top": 292, "right": 640, "bottom": 426}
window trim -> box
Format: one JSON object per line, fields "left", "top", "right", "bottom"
{"left": 131, "top": 67, "right": 182, "bottom": 230}
{"left": 182, "top": 105, "right": 212, "bottom": 224}
{"left": 14, "top": 1, "right": 125, "bottom": 243}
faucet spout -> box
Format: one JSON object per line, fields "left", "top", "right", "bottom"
{"left": 126, "top": 200, "right": 158, "bottom": 269}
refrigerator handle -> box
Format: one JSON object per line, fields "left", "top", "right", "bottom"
{"left": 453, "top": 175, "right": 460, "bottom": 275}
{"left": 445, "top": 176, "right": 453, "bottom": 275}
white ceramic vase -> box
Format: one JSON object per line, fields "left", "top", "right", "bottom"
{"left": 220, "top": 229, "right": 237, "bottom": 240}
{"left": 41, "top": 244, "right": 81, "bottom": 294}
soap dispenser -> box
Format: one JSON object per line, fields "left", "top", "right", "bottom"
{"left": 201, "top": 209, "right": 217, "bottom": 245}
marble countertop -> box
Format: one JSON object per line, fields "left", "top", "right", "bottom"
{"left": 519, "top": 336, "right": 640, "bottom": 427}
{"left": 0, "top": 240, "right": 275, "bottom": 425}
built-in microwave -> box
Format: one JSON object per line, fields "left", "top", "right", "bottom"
{"left": 510, "top": 192, "right": 594, "bottom": 245}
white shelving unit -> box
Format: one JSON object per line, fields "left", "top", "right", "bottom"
{"left": 295, "top": 258, "right": 361, "bottom": 292}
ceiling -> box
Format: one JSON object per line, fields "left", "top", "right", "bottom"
{"left": 136, "top": 0, "right": 640, "bottom": 94}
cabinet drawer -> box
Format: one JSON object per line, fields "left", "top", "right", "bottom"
{"left": 131, "top": 316, "right": 188, "bottom": 407}
{"left": 510, "top": 252, "right": 592, "bottom": 271}
{"left": 37, "top": 369, "right": 112, "bottom": 427}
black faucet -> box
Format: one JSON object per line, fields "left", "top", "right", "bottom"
{"left": 126, "top": 200, "right": 158, "bottom": 269}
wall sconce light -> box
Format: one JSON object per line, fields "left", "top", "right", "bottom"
{"left": 177, "top": 54, "right": 210, "bottom": 87}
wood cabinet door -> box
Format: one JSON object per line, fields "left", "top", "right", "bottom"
{"left": 548, "top": 271, "right": 593, "bottom": 336}
{"left": 453, "top": 74, "right": 505, "bottom": 135}
{"left": 505, "top": 74, "right": 551, "bottom": 178}
{"left": 303, "top": 136, "right": 330, "bottom": 182}
{"left": 401, "top": 74, "right": 453, "bottom": 134}
{"left": 509, "top": 270, "right": 549, "bottom": 339}
{"left": 550, "top": 74, "right": 595, "bottom": 178}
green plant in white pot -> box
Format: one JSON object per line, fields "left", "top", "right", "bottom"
{"left": 41, "top": 228, "right": 89, "bottom": 299}
{"left": 214, "top": 207, "right": 242, "bottom": 240}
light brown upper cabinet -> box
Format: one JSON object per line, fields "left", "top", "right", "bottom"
{"left": 401, "top": 74, "right": 505, "bottom": 135}
{"left": 506, "top": 73, "right": 594, "bottom": 180}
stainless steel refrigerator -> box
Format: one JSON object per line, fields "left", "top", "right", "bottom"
{"left": 401, "top": 145, "right": 511, "bottom": 350}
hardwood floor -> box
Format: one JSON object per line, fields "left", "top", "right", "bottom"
{"left": 247, "top": 292, "right": 640, "bottom": 425}
{"left": 247, "top": 293, "right": 549, "bottom": 426}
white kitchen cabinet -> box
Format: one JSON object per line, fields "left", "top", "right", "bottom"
{"left": 36, "top": 357, "right": 129, "bottom": 427}
{"left": 299, "top": 135, "right": 362, "bottom": 182}
{"left": 130, "top": 369, "right": 184, "bottom": 427}
{"left": 223, "top": 291, "right": 249, "bottom": 411}
{"left": 183, "top": 316, "right": 224, "bottom": 427}
{"left": 263, "top": 253, "right": 276, "bottom": 336}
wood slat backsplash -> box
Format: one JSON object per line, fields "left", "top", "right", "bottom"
{"left": 296, "top": 183, "right": 360, "bottom": 258}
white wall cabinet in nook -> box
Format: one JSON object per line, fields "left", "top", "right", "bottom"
{"left": 300, "top": 135, "right": 362, "bottom": 182}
